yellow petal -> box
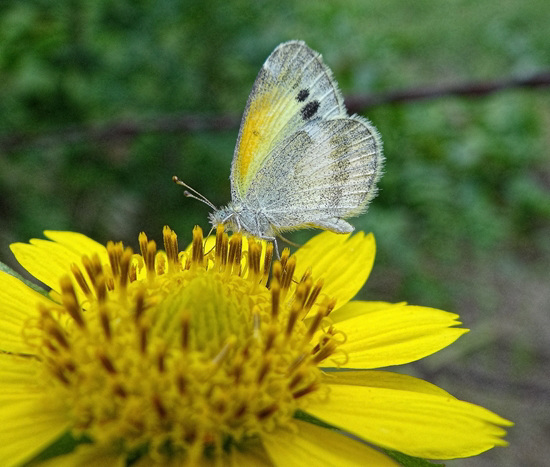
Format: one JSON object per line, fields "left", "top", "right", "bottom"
{"left": 322, "top": 370, "right": 453, "bottom": 397}
{"left": 262, "top": 419, "right": 397, "bottom": 466}
{"left": 0, "top": 353, "right": 41, "bottom": 392}
{"left": 43, "top": 231, "right": 108, "bottom": 259}
{"left": 293, "top": 232, "right": 375, "bottom": 309}
{"left": 10, "top": 232, "right": 108, "bottom": 297}
{"left": 329, "top": 300, "right": 407, "bottom": 323}
{"left": 335, "top": 303, "right": 468, "bottom": 368}
{"left": 0, "top": 271, "right": 52, "bottom": 354}
{"left": 306, "top": 384, "right": 513, "bottom": 459}
{"left": 0, "top": 393, "right": 69, "bottom": 467}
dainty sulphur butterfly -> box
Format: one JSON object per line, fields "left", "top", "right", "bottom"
{"left": 175, "top": 41, "right": 383, "bottom": 252}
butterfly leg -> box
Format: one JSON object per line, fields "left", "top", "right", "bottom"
{"left": 257, "top": 234, "right": 280, "bottom": 259}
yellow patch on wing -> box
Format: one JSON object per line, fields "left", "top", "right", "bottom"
{"left": 235, "top": 86, "right": 301, "bottom": 195}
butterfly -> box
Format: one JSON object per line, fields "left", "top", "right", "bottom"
{"left": 175, "top": 40, "right": 383, "bottom": 254}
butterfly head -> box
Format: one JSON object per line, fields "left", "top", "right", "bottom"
{"left": 209, "top": 202, "right": 273, "bottom": 239}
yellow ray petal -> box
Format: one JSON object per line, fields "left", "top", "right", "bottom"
{"left": 262, "top": 419, "right": 397, "bottom": 466}
{"left": 43, "top": 231, "right": 108, "bottom": 259}
{"left": 329, "top": 300, "right": 407, "bottom": 323}
{"left": 293, "top": 232, "right": 375, "bottom": 309}
{"left": 0, "top": 393, "right": 69, "bottom": 467}
{"left": 321, "top": 370, "right": 453, "bottom": 397}
{"left": 10, "top": 232, "right": 108, "bottom": 297}
{"left": 306, "top": 384, "right": 513, "bottom": 460}
{"left": 335, "top": 303, "right": 468, "bottom": 368}
{"left": 0, "top": 271, "right": 52, "bottom": 354}
{"left": 0, "top": 353, "right": 41, "bottom": 392}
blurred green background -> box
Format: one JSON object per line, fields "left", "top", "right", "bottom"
{"left": 1, "top": 1, "right": 549, "bottom": 465}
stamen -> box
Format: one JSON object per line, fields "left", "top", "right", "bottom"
{"left": 311, "top": 340, "right": 338, "bottom": 364}
{"left": 100, "top": 305, "right": 111, "bottom": 340}
{"left": 113, "top": 383, "right": 128, "bottom": 398}
{"left": 145, "top": 240, "right": 157, "bottom": 275}
{"left": 59, "top": 276, "right": 85, "bottom": 329}
{"left": 107, "top": 241, "right": 122, "bottom": 278}
{"left": 96, "top": 274, "right": 107, "bottom": 303}
{"left": 264, "top": 325, "right": 277, "bottom": 352}
{"left": 257, "top": 356, "right": 271, "bottom": 384}
{"left": 262, "top": 243, "right": 273, "bottom": 285}
{"left": 156, "top": 254, "right": 166, "bottom": 276}
{"left": 70, "top": 263, "right": 92, "bottom": 297}
{"left": 138, "top": 232, "right": 148, "bottom": 260}
{"left": 280, "top": 257, "right": 296, "bottom": 298}
{"left": 303, "top": 279, "right": 324, "bottom": 315}
{"left": 45, "top": 321, "right": 70, "bottom": 350}
{"left": 134, "top": 289, "right": 145, "bottom": 323}
{"left": 227, "top": 234, "right": 242, "bottom": 276}
{"left": 98, "top": 351, "right": 117, "bottom": 374}
{"left": 279, "top": 249, "right": 290, "bottom": 269}
{"left": 256, "top": 403, "right": 278, "bottom": 420}
{"left": 139, "top": 319, "right": 149, "bottom": 354}
{"left": 271, "top": 261, "right": 282, "bottom": 286}
{"left": 157, "top": 344, "right": 166, "bottom": 373}
{"left": 292, "top": 382, "right": 318, "bottom": 399}
{"left": 285, "top": 283, "right": 307, "bottom": 337}
{"left": 270, "top": 278, "right": 280, "bottom": 319}
{"left": 300, "top": 268, "right": 311, "bottom": 283}
{"left": 119, "top": 247, "right": 133, "bottom": 291}
{"left": 153, "top": 393, "right": 167, "bottom": 419}
{"left": 192, "top": 226, "right": 204, "bottom": 266}
{"left": 248, "top": 238, "right": 261, "bottom": 280}
{"left": 181, "top": 310, "right": 190, "bottom": 350}
{"left": 82, "top": 255, "right": 97, "bottom": 290}
{"left": 288, "top": 369, "right": 305, "bottom": 390}
{"left": 304, "top": 305, "right": 327, "bottom": 341}
{"left": 163, "top": 226, "right": 179, "bottom": 269}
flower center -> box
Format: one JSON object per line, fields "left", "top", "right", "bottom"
{"left": 26, "top": 226, "right": 341, "bottom": 460}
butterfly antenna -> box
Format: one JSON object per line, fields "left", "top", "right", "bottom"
{"left": 172, "top": 175, "right": 217, "bottom": 210}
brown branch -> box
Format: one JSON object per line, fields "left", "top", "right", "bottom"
{"left": 344, "top": 70, "right": 550, "bottom": 114}
{"left": 1, "top": 71, "right": 549, "bottom": 153}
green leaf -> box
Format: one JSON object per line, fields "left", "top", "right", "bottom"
{"left": 0, "top": 260, "right": 49, "bottom": 297}
{"left": 23, "top": 432, "right": 92, "bottom": 465}
{"left": 384, "top": 449, "right": 445, "bottom": 467}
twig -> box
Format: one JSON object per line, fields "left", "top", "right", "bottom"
{"left": 1, "top": 71, "right": 549, "bottom": 153}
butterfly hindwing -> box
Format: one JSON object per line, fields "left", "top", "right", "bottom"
{"left": 230, "top": 41, "right": 347, "bottom": 200}
{"left": 239, "top": 115, "right": 383, "bottom": 233}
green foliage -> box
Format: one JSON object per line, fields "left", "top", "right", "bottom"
{"left": 1, "top": 0, "right": 549, "bottom": 304}
{"left": 1, "top": 1, "right": 548, "bottom": 464}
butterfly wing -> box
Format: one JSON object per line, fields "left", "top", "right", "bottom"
{"left": 230, "top": 41, "right": 347, "bottom": 201}
{"left": 242, "top": 115, "right": 383, "bottom": 233}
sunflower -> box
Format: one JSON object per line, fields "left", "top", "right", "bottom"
{"left": 0, "top": 226, "right": 511, "bottom": 465}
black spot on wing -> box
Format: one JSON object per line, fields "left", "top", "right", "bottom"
{"left": 296, "top": 89, "right": 310, "bottom": 102}
{"left": 301, "top": 100, "right": 320, "bottom": 120}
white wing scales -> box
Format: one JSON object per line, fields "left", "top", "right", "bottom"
{"left": 242, "top": 115, "right": 383, "bottom": 232}
{"left": 231, "top": 41, "right": 348, "bottom": 199}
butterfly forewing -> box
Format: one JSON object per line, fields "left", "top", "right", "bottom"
{"left": 231, "top": 41, "right": 347, "bottom": 200}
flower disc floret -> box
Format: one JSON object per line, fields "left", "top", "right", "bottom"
{"left": 23, "top": 226, "right": 339, "bottom": 460}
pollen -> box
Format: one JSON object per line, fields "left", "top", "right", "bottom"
{"left": 24, "top": 226, "right": 342, "bottom": 461}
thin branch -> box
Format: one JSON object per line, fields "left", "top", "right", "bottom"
{"left": 344, "top": 70, "right": 550, "bottom": 113}
{"left": 1, "top": 71, "right": 549, "bottom": 153}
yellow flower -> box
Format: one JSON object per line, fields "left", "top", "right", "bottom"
{"left": 0, "top": 226, "right": 511, "bottom": 466}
